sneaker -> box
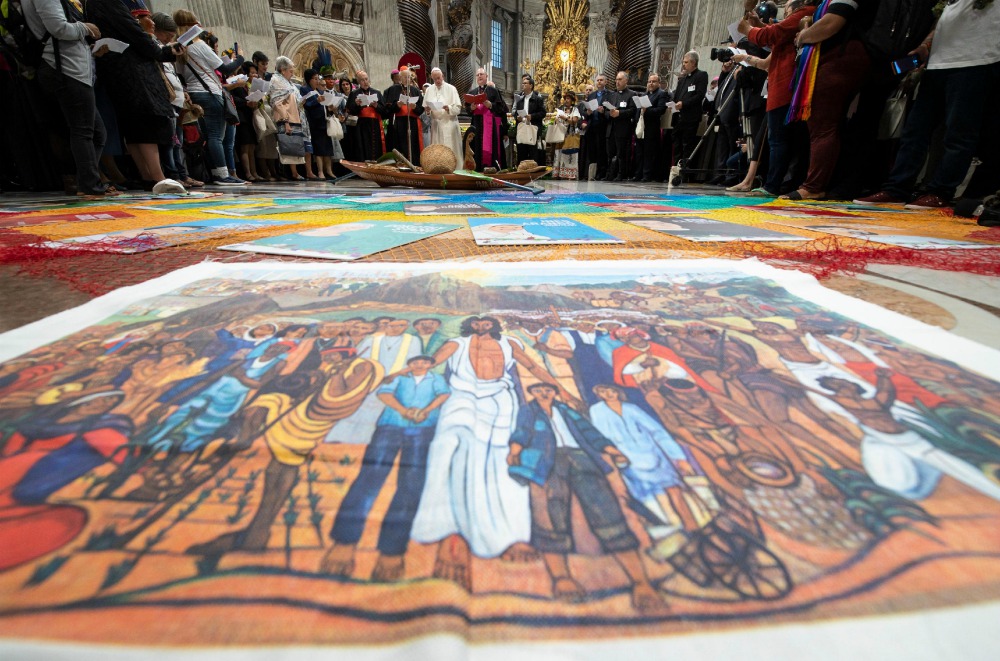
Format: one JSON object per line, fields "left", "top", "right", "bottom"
{"left": 854, "top": 191, "right": 905, "bottom": 205}
{"left": 213, "top": 176, "right": 248, "bottom": 187}
{"left": 905, "top": 194, "right": 950, "bottom": 210}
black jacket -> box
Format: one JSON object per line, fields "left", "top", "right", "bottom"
{"left": 582, "top": 87, "right": 611, "bottom": 135}
{"left": 673, "top": 69, "right": 708, "bottom": 124}
{"left": 606, "top": 87, "right": 637, "bottom": 138}
{"left": 513, "top": 90, "right": 545, "bottom": 129}
{"left": 87, "top": 0, "right": 177, "bottom": 119}
{"left": 639, "top": 87, "right": 670, "bottom": 130}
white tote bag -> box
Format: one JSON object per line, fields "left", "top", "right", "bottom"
{"left": 327, "top": 115, "right": 344, "bottom": 140}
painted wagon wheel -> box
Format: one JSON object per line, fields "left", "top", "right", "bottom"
{"left": 698, "top": 525, "right": 792, "bottom": 600}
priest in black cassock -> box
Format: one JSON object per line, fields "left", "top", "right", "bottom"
{"left": 346, "top": 70, "right": 388, "bottom": 161}
{"left": 383, "top": 67, "right": 424, "bottom": 163}
{"left": 465, "top": 67, "right": 509, "bottom": 171}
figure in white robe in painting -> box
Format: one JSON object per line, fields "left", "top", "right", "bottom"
{"left": 411, "top": 316, "right": 572, "bottom": 578}
{"left": 423, "top": 68, "right": 463, "bottom": 165}
{"left": 410, "top": 332, "right": 530, "bottom": 557}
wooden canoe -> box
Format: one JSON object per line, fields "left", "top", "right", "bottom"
{"left": 340, "top": 161, "right": 551, "bottom": 190}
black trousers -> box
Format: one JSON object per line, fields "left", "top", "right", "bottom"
{"left": 583, "top": 129, "right": 607, "bottom": 178}
{"left": 36, "top": 62, "right": 106, "bottom": 193}
{"left": 672, "top": 119, "right": 699, "bottom": 166}
{"left": 607, "top": 133, "right": 631, "bottom": 179}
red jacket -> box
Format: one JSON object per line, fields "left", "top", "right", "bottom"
{"left": 749, "top": 7, "right": 815, "bottom": 112}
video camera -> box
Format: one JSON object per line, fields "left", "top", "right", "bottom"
{"left": 711, "top": 37, "right": 769, "bottom": 63}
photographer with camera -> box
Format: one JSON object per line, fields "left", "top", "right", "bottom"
{"left": 857, "top": 0, "right": 1000, "bottom": 210}
{"left": 670, "top": 51, "right": 708, "bottom": 167}
{"left": 707, "top": 58, "right": 740, "bottom": 186}
{"left": 735, "top": 0, "right": 819, "bottom": 196}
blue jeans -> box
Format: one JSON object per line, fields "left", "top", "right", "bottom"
{"left": 328, "top": 425, "right": 434, "bottom": 556}
{"left": 160, "top": 115, "right": 188, "bottom": 181}
{"left": 223, "top": 122, "right": 236, "bottom": 172}
{"left": 764, "top": 105, "right": 793, "bottom": 194}
{"left": 885, "top": 62, "right": 1000, "bottom": 199}
{"left": 189, "top": 91, "right": 226, "bottom": 171}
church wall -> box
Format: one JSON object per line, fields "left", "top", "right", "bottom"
{"left": 149, "top": 0, "right": 278, "bottom": 61}
{"left": 676, "top": 0, "right": 745, "bottom": 81}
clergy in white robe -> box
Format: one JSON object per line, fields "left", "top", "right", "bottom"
{"left": 423, "top": 68, "right": 463, "bottom": 165}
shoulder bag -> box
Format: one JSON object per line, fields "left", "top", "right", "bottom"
{"left": 327, "top": 114, "right": 344, "bottom": 139}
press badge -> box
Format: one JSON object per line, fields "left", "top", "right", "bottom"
{"left": 619, "top": 101, "right": 626, "bottom": 107}
{"left": 688, "top": 85, "right": 695, "bottom": 92}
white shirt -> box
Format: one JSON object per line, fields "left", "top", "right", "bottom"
{"left": 549, "top": 406, "right": 580, "bottom": 449}
{"left": 180, "top": 39, "right": 224, "bottom": 95}
{"left": 928, "top": 0, "right": 1000, "bottom": 70}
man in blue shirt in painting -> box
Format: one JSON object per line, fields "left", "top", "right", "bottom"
{"left": 321, "top": 355, "right": 450, "bottom": 581}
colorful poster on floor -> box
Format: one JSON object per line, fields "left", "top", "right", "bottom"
{"left": 1, "top": 261, "right": 999, "bottom": 655}
{"left": 0, "top": 210, "right": 134, "bottom": 228}
{"left": 585, "top": 202, "right": 693, "bottom": 214}
{"left": 619, "top": 216, "right": 804, "bottom": 242}
{"left": 404, "top": 202, "right": 493, "bottom": 215}
{"left": 203, "top": 204, "right": 351, "bottom": 217}
{"left": 218, "top": 221, "right": 460, "bottom": 259}
{"left": 35, "top": 218, "right": 298, "bottom": 253}
{"left": 770, "top": 220, "right": 996, "bottom": 249}
{"left": 739, "top": 204, "right": 863, "bottom": 219}
{"left": 469, "top": 217, "right": 624, "bottom": 244}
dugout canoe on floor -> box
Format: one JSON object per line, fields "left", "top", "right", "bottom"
{"left": 340, "top": 160, "right": 551, "bottom": 190}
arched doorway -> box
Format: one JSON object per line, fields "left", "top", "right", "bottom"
{"left": 280, "top": 32, "right": 363, "bottom": 79}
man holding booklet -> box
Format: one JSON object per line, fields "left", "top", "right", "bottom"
{"left": 424, "top": 67, "right": 463, "bottom": 165}
{"left": 465, "top": 67, "right": 509, "bottom": 171}
{"left": 633, "top": 73, "right": 670, "bottom": 182}
{"left": 382, "top": 67, "right": 425, "bottom": 163}
{"left": 346, "top": 69, "right": 388, "bottom": 161}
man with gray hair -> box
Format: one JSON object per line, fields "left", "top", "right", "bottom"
{"left": 423, "top": 67, "right": 463, "bottom": 164}
{"left": 670, "top": 50, "right": 708, "bottom": 168}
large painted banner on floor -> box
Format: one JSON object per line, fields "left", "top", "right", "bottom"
{"left": 1, "top": 261, "right": 999, "bottom": 654}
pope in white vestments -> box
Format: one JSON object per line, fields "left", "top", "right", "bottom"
{"left": 424, "top": 67, "right": 464, "bottom": 164}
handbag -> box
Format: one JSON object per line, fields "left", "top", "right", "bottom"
{"left": 562, "top": 133, "right": 581, "bottom": 150}
{"left": 221, "top": 89, "right": 239, "bottom": 125}
{"left": 253, "top": 105, "right": 277, "bottom": 139}
{"left": 327, "top": 114, "right": 344, "bottom": 139}
{"left": 546, "top": 122, "right": 566, "bottom": 144}
{"left": 276, "top": 125, "right": 306, "bottom": 157}
{"left": 635, "top": 117, "right": 645, "bottom": 139}
{"left": 516, "top": 121, "right": 538, "bottom": 145}
{"left": 878, "top": 89, "right": 907, "bottom": 140}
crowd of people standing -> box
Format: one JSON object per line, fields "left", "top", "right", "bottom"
{"left": 2, "top": 0, "right": 997, "bottom": 209}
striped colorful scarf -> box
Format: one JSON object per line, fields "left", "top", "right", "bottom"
{"left": 786, "top": 0, "right": 833, "bottom": 123}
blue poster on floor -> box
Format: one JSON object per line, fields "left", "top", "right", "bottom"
{"left": 219, "top": 220, "right": 461, "bottom": 259}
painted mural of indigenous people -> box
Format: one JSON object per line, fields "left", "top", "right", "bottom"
{"left": 187, "top": 348, "right": 382, "bottom": 556}
{"left": 410, "top": 316, "right": 567, "bottom": 589}
{"left": 1, "top": 391, "right": 131, "bottom": 572}
{"left": 508, "top": 383, "right": 665, "bottom": 612}
{"left": 819, "top": 371, "right": 1000, "bottom": 502}
{"left": 145, "top": 343, "right": 289, "bottom": 454}
{"left": 589, "top": 384, "right": 702, "bottom": 538}
{"left": 322, "top": 355, "right": 450, "bottom": 581}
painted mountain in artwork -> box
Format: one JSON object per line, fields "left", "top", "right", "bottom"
{"left": 335, "top": 273, "right": 591, "bottom": 312}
